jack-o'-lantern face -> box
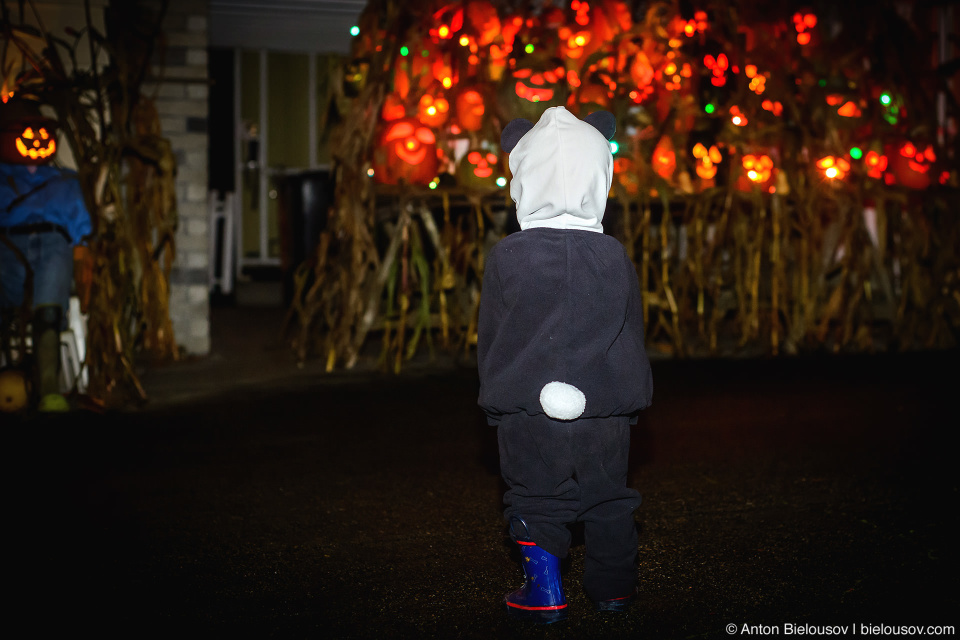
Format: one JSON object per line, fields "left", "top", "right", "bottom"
{"left": 864, "top": 150, "right": 888, "bottom": 180}
{"left": 387, "top": 120, "right": 433, "bottom": 166}
{"left": 512, "top": 67, "right": 562, "bottom": 104}
{"left": 0, "top": 100, "right": 59, "bottom": 165}
{"left": 467, "top": 150, "right": 497, "bottom": 179}
{"left": 457, "top": 147, "right": 503, "bottom": 190}
{"left": 418, "top": 93, "right": 450, "bottom": 128}
{"left": 886, "top": 141, "right": 936, "bottom": 190}
{"left": 901, "top": 142, "right": 935, "bottom": 174}
{"left": 16, "top": 126, "right": 56, "bottom": 160}
{"left": 692, "top": 143, "right": 721, "bottom": 181}
{"left": 498, "top": 57, "right": 567, "bottom": 121}
{"left": 737, "top": 154, "right": 779, "bottom": 191}
{"left": 371, "top": 118, "right": 439, "bottom": 186}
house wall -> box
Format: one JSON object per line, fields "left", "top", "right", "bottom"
{"left": 144, "top": 0, "right": 211, "bottom": 355}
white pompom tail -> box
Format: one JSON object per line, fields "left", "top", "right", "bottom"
{"left": 540, "top": 381, "right": 586, "bottom": 421}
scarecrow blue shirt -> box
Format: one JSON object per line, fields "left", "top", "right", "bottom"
{"left": 1, "top": 163, "right": 92, "bottom": 244}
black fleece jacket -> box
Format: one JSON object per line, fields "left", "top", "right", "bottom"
{"left": 477, "top": 227, "right": 653, "bottom": 425}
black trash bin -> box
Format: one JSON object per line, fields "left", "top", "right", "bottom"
{"left": 276, "top": 169, "right": 332, "bottom": 305}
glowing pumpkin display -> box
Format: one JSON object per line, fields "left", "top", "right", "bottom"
{"left": 457, "top": 148, "right": 503, "bottom": 190}
{"left": 371, "top": 118, "right": 439, "bottom": 186}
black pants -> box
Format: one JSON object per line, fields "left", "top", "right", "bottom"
{"left": 497, "top": 413, "right": 642, "bottom": 601}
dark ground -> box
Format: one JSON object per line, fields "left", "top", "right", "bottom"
{"left": 5, "top": 307, "right": 958, "bottom": 639}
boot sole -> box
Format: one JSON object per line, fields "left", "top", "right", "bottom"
{"left": 505, "top": 602, "right": 568, "bottom": 624}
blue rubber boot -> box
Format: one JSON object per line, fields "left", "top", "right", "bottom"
{"left": 504, "top": 517, "right": 568, "bottom": 624}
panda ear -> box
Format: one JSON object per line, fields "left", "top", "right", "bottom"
{"left": 584, "top": 111, "right": 616, "bottom": 141}
{"left": 500, "top": 118, "right": 534, "bottom": 153}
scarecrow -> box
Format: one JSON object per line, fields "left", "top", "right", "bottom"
{"left": 0, "top": 98, "right": 91, "bottom": 412}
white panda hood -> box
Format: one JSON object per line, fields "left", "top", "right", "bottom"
{"left": 506, "top": 107, "right": 613, "bottom": 233}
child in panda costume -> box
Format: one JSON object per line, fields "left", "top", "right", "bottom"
{"left": 478, "top": 106, "right": 653, "bottom": 623}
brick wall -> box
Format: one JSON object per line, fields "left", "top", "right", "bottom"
{"left": 146, "top": 0, "right": 211, "bottom": 355}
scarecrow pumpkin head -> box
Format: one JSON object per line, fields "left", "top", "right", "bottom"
{"left": 457, "top": 148, "right": 503, "bottom": 190}
{"left": 0, "top": 99, "right": 59, "bottom": 165}
{"left": 371, "top": 118, "right": 439, "bottom": 186}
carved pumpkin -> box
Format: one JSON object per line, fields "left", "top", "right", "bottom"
{"left": 418, "top": 92, "right": 450, "bottom": 128}
{"left": 815, "top": 155, "right": 850, "bottom": 182}
{"left": 465, "top": 0, "right": 500, "bottom": 47}
{"left": 692, "top": 143, "right": 722, "bottom": 187}
{"left": 457, "top": 148, "right": 503, "bottom": 190}
{"left": 371, "top": 118, "right": 439, "bottom": 186}
{"left": 651, "top": 135, "right": 676, "bottom": 181}
{"left": 455, "top": 88, "right": 486, "bottom": 132}
{"left": 381, "top": 92, "right": 407, "bottom": 121}
{"left": 14, "top": 126, "right": 57, "bottom": 161}
{"left": 429, "top": 4, "right": 464, "bottom": 43}
{"left": 497, "top": 56, "right": 568, "bottom": 121}
{"left": 0, "top": 100, "right": 59, "bottom": 165}
{"left": 737, "top": 154, "right": 777, "bottom": 191}
{"left": 488, "top": 14, "right": 523, "bottom": 81}
{"left": 887, "top": 141, "right": 936, "bottom": 190}
{"left": 863, "top": 150, "right": 888, "bottom": 180}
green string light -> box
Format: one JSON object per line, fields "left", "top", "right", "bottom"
{"left": 880, "top": 93, "right": 892, "bottom": 105}
{"left": 349, "top": 25, "right": 360, "bottom": 37}
{"left": 609, "top": 140, "right": 619, "bottom": 154}
{"left": 705, "top": 103, "right": 715, "bottom": 114}
{"left": 850, "top": 147, "right": 863, "bottom": 160}
{"left": 524, "top": 43, "right": 535, "bottom": 54}
{"left": 400, "top": 46, "right": 409, "bottom": 56}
